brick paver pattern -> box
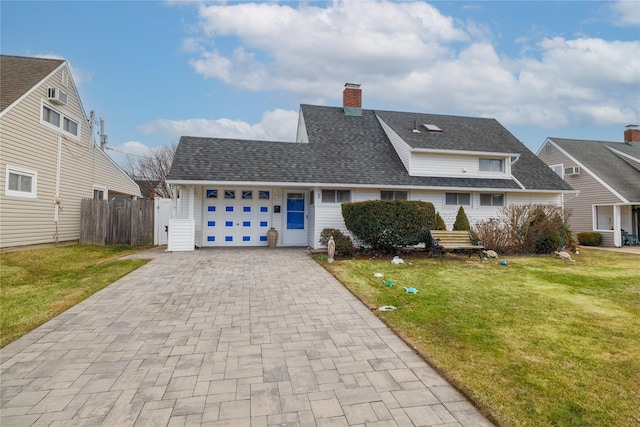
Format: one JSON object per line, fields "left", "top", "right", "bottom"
{"left": 1, "top": 249, "right": 493, "bottom": 426}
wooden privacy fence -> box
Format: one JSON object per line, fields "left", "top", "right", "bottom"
{"left": 80, "top": 199, "right": 154, "bottom": 245}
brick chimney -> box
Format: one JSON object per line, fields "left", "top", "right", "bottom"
{"left": 624, "top": 124, "right": 640, "bottom": 145}
{"left": 343, "top": 83, "right": 362, "bottom": 116}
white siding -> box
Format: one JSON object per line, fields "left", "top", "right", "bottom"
{"left": 296, "top": 110, "right": 309, "bottom": 143}
{"left": 410, "top": 152, "right": 510, "bottom": 179}
{"left": 0, "top": 63, "right": 140, "bottom": 249}
{"left": 377, "top": 116, "right": 411, "bottom": 172}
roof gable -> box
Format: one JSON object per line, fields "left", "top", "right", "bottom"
{"left": 0, "top": 55, "right": 65, "bottom": 112}
{"left": 549, "top": 138, "right": 640, "bottom": 202}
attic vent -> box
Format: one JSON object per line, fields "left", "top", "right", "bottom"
{"left": 564, "top": 166, "right": 580, "bottom": 176}
{"left": 422, "top": 124, "right": 442, "bottom": 133}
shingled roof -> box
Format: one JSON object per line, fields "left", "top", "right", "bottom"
{"left": 549, "top": 137, "right": 640, "bottom": 202}
{"left": 0, "top": 55, "right": 64, "bottom": 112}
{"left": 169, "top": 104, "right": 572, "bottom": 192}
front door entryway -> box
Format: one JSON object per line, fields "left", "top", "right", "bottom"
{"left": 283, "top": 192, "right": 307, "bottom": 246}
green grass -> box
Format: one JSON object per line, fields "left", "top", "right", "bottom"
{"left": 1, "top": 245, "right": 151, "bottom": 348}
{"left": 319, "top": 249, "right": 640, "bottom": 427}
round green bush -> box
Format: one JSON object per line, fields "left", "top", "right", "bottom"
{"left": 577, "top": 232, "right": 602, "bottom": 246}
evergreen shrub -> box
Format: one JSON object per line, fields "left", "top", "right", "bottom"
{"left": 577, "top": 232, "right": 602, "bottom": 246}
{"left": 342, "top": 200, "right": 437, "bottom": 252}
{"left": 319, "top": 228, "right": 355, "bottom": 258}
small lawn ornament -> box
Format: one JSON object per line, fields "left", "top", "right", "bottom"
{"left": 373, "top": 272, "right": 384, "bottom": 278}
{"left": 378, "top": 306, "right": 396, "bottom": 311}
{"left": 483, "top": 250, "right": 499, "bottom": 259}
{"left": 404, "top": 287, "right": 418, "bottom": 294}
{"left": 500, "top": 259, "right": 508, "bottom": 266}
{"left": 384, "top": 280, "right": 394, "bottom": 287}
{"left": 391, "top": 256, "right": 405, "bottom": 265}
{"left": 554, "top": 251, "right": 575, "bottom": 262}
{"left": 327, "top": 236, "right": 336, "bottom": 263}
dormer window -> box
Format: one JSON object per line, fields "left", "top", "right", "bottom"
{"left": 479, "top": 158, "right": 504, "bottom": 173}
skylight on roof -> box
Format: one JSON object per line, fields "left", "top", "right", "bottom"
{"left": 422, "top": 124, "right": 442, "bottom": 132}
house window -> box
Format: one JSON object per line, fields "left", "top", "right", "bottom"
{"left": 41, "top": 104, "right": 80, "bottom": 138}
{"left": 480, "top": 193, "right": 504, "bottom": 207}
{"left": 445, "top": 193, "right": 471, "bottom": 206}
{"left": 6, "top": 166, "right": 37, "bottom": 198}
{"left": 594, "top": 206, "right": 614, "bottom": 230}
{"left": 93, "top": 186, "right": 106, "bottom": 200}
{"left": 381, "top": 191, "right": 408, "bottom": 200}
{"left": 479, "top": 158, "right": 504, "bottom": 173}
{"left": 550, "top": 164, "right": 563, "bottom": 178}
{"left": 309, "top": 190, "right": 314, "bottom": 205}
{"left": 42, "top": 105, "right": 60, "bottom": 127}
{"left": 63, "top": 117, "right": 78, "bottom": 136}
{"left": 322, "top": 189, "right": 351, "bottom": 203}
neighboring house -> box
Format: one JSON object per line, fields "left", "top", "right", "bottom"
{"left": 0, "top": 55, "right": 141, "bottom": 249}
{"left": 166, "top": 83, "right": 574, "bottom": 251}
{"left": 538, "top": 127, "right": 640, "bottom": 247}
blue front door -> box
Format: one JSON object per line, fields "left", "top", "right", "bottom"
{"left": 284, "top": 192, "right": 306, "bottom": 245}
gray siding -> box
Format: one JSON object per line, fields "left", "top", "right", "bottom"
{"left": 538, "top": 140, "right": 621, "bottom": 246}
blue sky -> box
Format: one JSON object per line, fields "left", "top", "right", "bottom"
{"left": 2, "top": 1, "right": 639, "bottom": 165}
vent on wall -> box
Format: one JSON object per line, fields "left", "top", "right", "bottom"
{"left": 47, "top": 87, "right": 68, "bottom": 106}
{"left": 564, "top": 166, "right": 580, "bottom": 176}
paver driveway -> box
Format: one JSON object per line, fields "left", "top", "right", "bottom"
{"left": 1, "top": 248, "right": 492, "bottom": 426}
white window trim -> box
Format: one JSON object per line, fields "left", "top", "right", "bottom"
{"left": 549, "top": 163, "right": 564, "bottom": 178}
{"left": 321, "top": 189, "right": 351, "bottom": 204}
{"left": 445, "top": 192, "right": 472, "bottom": 207}
{"left": 40, "top": 101, "right": 81, "bottom": 140}
{"left": 479, "top": 157, "right": 506, "bottom": 173}
{"left": 5, "top": 165, "right": 37, "bottom": 198}
{"left": 479, "top": 193, "right": 506, "bottom": 207}
{"left": 380, "top": 190, "right": 409, "bottom": 200}
{"left": 93, "top": 185, "right": 107, "bottom": 200}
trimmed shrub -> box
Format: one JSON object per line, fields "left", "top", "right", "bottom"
{"left": 319, "top": 228, "right": 354, "bottom": 258}
{"left": 452, "top": 206, "right": 471, "bottom": 231}
{"left": 342, "top": 200, "right": 437, "bottom": 252}
{"left": 435, "top": 212, "right": 447, "bottom": 231}
{"left": 577, "top": 232, "right": 602, "bottom": 246}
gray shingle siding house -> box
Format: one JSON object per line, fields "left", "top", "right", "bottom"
{"left": 538, "top": 128, "right": 640, "bottom": 247}
{"left": 167, "top": 84, "right": 573, "bottom": 251}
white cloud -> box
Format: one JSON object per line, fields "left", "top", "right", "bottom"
{"left": 105, "top": 140, "right": 153, "bottom": 166}
{"left": 136, "top": 108, "right": 299, "bottom": 142}
{"left": 608, "top": 0, "right": 640, "bottom": 26}
{"left": 178, "top": 1, "right": 639, "bottom": 130}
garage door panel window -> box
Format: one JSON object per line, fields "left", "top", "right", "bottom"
{"left": 206, "top": 189, "right": 218, "bottom": 198}
{"left": 224, "top": 190, "right": 235, "bottom": 199}
{"left": 242, "top": 190, "right": 253, "bottom": 199}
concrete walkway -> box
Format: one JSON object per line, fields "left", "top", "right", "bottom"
{"left": 1, "top": 249, "right": 492, "bottom": 427}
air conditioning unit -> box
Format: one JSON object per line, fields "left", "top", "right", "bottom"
{"left": 47, "top": 88, "right": 68, "bottom": 106}
{"left": 564, "top": 166, "right": 581, "bottom": 176}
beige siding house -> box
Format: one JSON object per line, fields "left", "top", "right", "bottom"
{"left": 538, "top": 128, "right": 640, "bottom": 247}
{"left": 0, "top": 55, "right": 140, "bottom": 249}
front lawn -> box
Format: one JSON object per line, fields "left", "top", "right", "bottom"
{"left": 319, "top": 249, "right": 640, "bottom": 426}
{"left": 0, "top": 245, "right": 151, "bottom": 348}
